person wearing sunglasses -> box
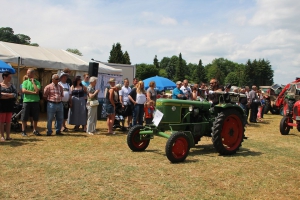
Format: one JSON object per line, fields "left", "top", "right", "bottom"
{"left": 43, "top": 74, "right": 64, "bottom": 136}
{"left": 208, "top": 78, "right": 223, "bottom": 105}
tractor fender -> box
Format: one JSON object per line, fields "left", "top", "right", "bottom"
{"left": 214, "top": 103, "right": 245, "bottom": 117}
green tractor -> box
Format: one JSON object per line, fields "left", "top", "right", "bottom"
{"left": 127, "top": 92, "right": 246, "bottom": 163}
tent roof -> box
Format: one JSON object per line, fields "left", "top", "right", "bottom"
{"left": 0, "top": 41, "right": 122, "bottom": 75}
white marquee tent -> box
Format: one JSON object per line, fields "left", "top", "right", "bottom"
{"left": 0, "top": 41, "right": 122, "bottom": 74}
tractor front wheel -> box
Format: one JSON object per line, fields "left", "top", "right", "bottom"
{"left": 127, "top": 125, "right": 150, "bottom": 151}
{"left": 165, "top": 132, "right": 190, "bottom": 163}
{"left": 212, "top": 109, "right": 244, "bottom": 155}
{"left": 280, "top": 116, "right": 292, "bottom": 135}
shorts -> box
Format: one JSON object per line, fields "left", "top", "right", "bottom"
{"left": 21, "top": 102, "right": 40, "bottom": 121}
{"left": 123, "top": 105, "right": 132, "bottom": 117}
{"left": 0, "top": 112, "right": 12, "bottom": 123}
{"left": 105, "top": 104, "right": 115, "bottom": 115}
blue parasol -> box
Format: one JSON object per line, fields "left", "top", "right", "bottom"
{"left": 0, "top": 60, "right": 16, "bottom": 74}
{"left": 143, "top": 75, "right": 176, "bottom": 91}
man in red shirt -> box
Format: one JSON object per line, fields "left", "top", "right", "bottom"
{"left": 43, "top": 74, "right": 64, "bottom": 136}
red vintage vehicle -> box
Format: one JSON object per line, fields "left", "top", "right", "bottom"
{"left": 275, "top": 77, "right": 300, "bottom": 113}
{"left": 279, "top": 82, "right": 300, "bottom": 135}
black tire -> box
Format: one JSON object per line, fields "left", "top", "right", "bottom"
{"left": 127, "top": 125, "right": 150, "bottom": 151}
{"left": 212, "top": 109, "right": 244, "bottom": 155}
{"left": 297, "top": 123, "right": 300, "bottom": 132}
{"left": 280, "top": 116, "right": 292, "bottom": 135}
{"left": 165, "top": 132, "right": 190, "bottom": 163}
{"left": 264, "top": 102, "right": 270, "bottom": 114}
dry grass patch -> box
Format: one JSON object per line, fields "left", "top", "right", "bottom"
{"left": 1, "top": 114, "right": 300, "bottom": 199}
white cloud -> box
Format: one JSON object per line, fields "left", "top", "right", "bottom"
{"left": 160, "top": 17, "right": 177, "bottom": 25}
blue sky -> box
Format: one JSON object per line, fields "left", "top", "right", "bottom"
{"left": 1, "top": 0, "right": 299, "bottom": 84}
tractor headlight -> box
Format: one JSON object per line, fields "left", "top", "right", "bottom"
{"left": 189, "top": 105, "right": 193, "bottom": 112}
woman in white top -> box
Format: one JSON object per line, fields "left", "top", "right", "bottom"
{"left": 128, "top": 81, "right": 147, "bottom": 126}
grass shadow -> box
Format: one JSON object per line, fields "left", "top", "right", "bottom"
{"left": 0, "top": 138, "right": 44, "bottom": 147}
{"left": 287, "top": 133, "right": 300, "bottom": 137}
{"left": 189, "top": 144, "right": 263, "bottom": 157}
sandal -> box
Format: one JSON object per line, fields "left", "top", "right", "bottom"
{"left": 0, "top": 137, "right": 5, "bottom": 142}
{"left": 62, "top": 127, "right": 69, "bottom": 132}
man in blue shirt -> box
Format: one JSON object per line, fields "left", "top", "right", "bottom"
{"left": 172, "top": 81, "right": 185, "bottom": 99}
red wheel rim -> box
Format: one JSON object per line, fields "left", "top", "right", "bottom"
{"left": 221, "top": 114, "right": 243, "bottom": 151}
{"left": 172, "top": 137, "right": 188, "bottom": 159}
{"left": 131, "top": 129, "right": 148, "bottom": 149}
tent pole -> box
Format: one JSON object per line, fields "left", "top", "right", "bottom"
{"left": 17, "top": 57, "right": 20, "bottom": 93}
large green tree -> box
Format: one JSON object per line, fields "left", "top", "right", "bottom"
{"left": 166, "top": 55, "right": 178, "bottom": 81}
{"left": 66, "top": 48, "right": 83, "bottom": 56}
{"left": 136, "top": 63, "right": 159, "bottom": 80}
{"left": 175, "top": 53, "right": 185, "bottom": 81}
{"left": 153, "top": 55, "right": 159, "bottom": 68}
{"left": 123, "top": 51, "right": 131, "bottom": 64}
{"left": 0, "top": 27, "right": 39, "bottom": 46}
{"left": 108, "top": 43, "right": 131, "bottom": 64}
{"left": 192, "top": 59, "right": 207, "bottom": 84}
{"left": 225, "top": 72, "right": 239, "bottom": 86}
{"left": 160, "top": 57, "right": 170, "bottom": 70}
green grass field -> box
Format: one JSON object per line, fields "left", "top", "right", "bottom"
{"left": 1, "top": 114, "right": 300, "bottom": 199}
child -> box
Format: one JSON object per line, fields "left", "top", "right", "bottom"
{"left": 144, "top": 100, "right": 155, "bottom": 125}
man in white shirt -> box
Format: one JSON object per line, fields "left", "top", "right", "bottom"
{"left": 58, "top": 72, "right": 71, "bottom": 132}
{"left": 119, "top": 78, "right": 132, "bottom": 129}
{"left": 180, "top": 79, "right": 192, "bottom": 100}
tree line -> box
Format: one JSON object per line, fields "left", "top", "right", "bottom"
{"left": 107, "top": 43, "right": 274, "bottom": 87}
{"left": 136, "top": 54, "right": 274, "bottom": 87}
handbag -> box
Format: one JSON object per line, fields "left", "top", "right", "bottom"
{"left": 90, "top": 100, "right": 99, "bottom": 107}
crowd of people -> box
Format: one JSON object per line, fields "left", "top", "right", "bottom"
{"left": 0, "top": 70, "right": 267, "bottom": 141}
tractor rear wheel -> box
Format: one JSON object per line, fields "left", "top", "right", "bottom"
{"left": 127, "top": 125, "right": 150, "bottom": 151}
{"left": 165, "top": 132, "right": 190, "bottom": 163}
{"left": 280, "top": 116, "right": 292, "bottom": 135}
{"left": 212, "top": 109, "right": 244, "bottom": 155}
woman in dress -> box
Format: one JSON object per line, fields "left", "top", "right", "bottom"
{"left": 86, "top": 76, "right": 99, "bottom": 135}
{"left": 129, "top": 81, "right": 147, "bottom": 126}
{"left": 68, "top": 76, "right": 87, "bottom": 131}
{"left": 0, "top": 71, "right": 17, "bottom": 141}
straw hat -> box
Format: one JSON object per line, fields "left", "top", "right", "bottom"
{"left": 108, "top": 78, "right": 116, "bottom": 83}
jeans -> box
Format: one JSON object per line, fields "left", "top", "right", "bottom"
{"left": 47, "top": 102, "right": 63, "bottom": 134}
{"left": 132, "top": 104, "right": 144, "bottom": 126}
{"left": 250, "top": 103, "right": 258, "bottom": 122}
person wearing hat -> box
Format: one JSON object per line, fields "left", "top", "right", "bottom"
{"left": 172, "top": 81, "right": 185, "bottom": 99}
{"left": 105, "top": 78, "right": 117, "bottom": 134}
{"left": 43, "top": 74, "right": 64, "bottom": 136}
{"left": 58, "top": 72, "right": 71, "bottom": 132}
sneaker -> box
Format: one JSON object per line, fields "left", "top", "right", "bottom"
{"left": 33, "top": 130, "right": 42, "bottom": 136}
{"left": 88, "top": 132, "right": 94, "bottom": 135}
{"left": 21, "top": 131, "right": 27, "bottom": 137}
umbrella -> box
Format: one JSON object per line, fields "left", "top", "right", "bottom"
{"left": 0, "top": 60, "right": 15, "bottom": 74}
{"left": 143, "top": 75, "right": 176, "bottom": 91}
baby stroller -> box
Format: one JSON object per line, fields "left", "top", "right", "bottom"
{"left": 113, "top": 102, "right": 127, "bottom": 131}
{"left": 11, "top": 104, "right": 23, "bottom": 132}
